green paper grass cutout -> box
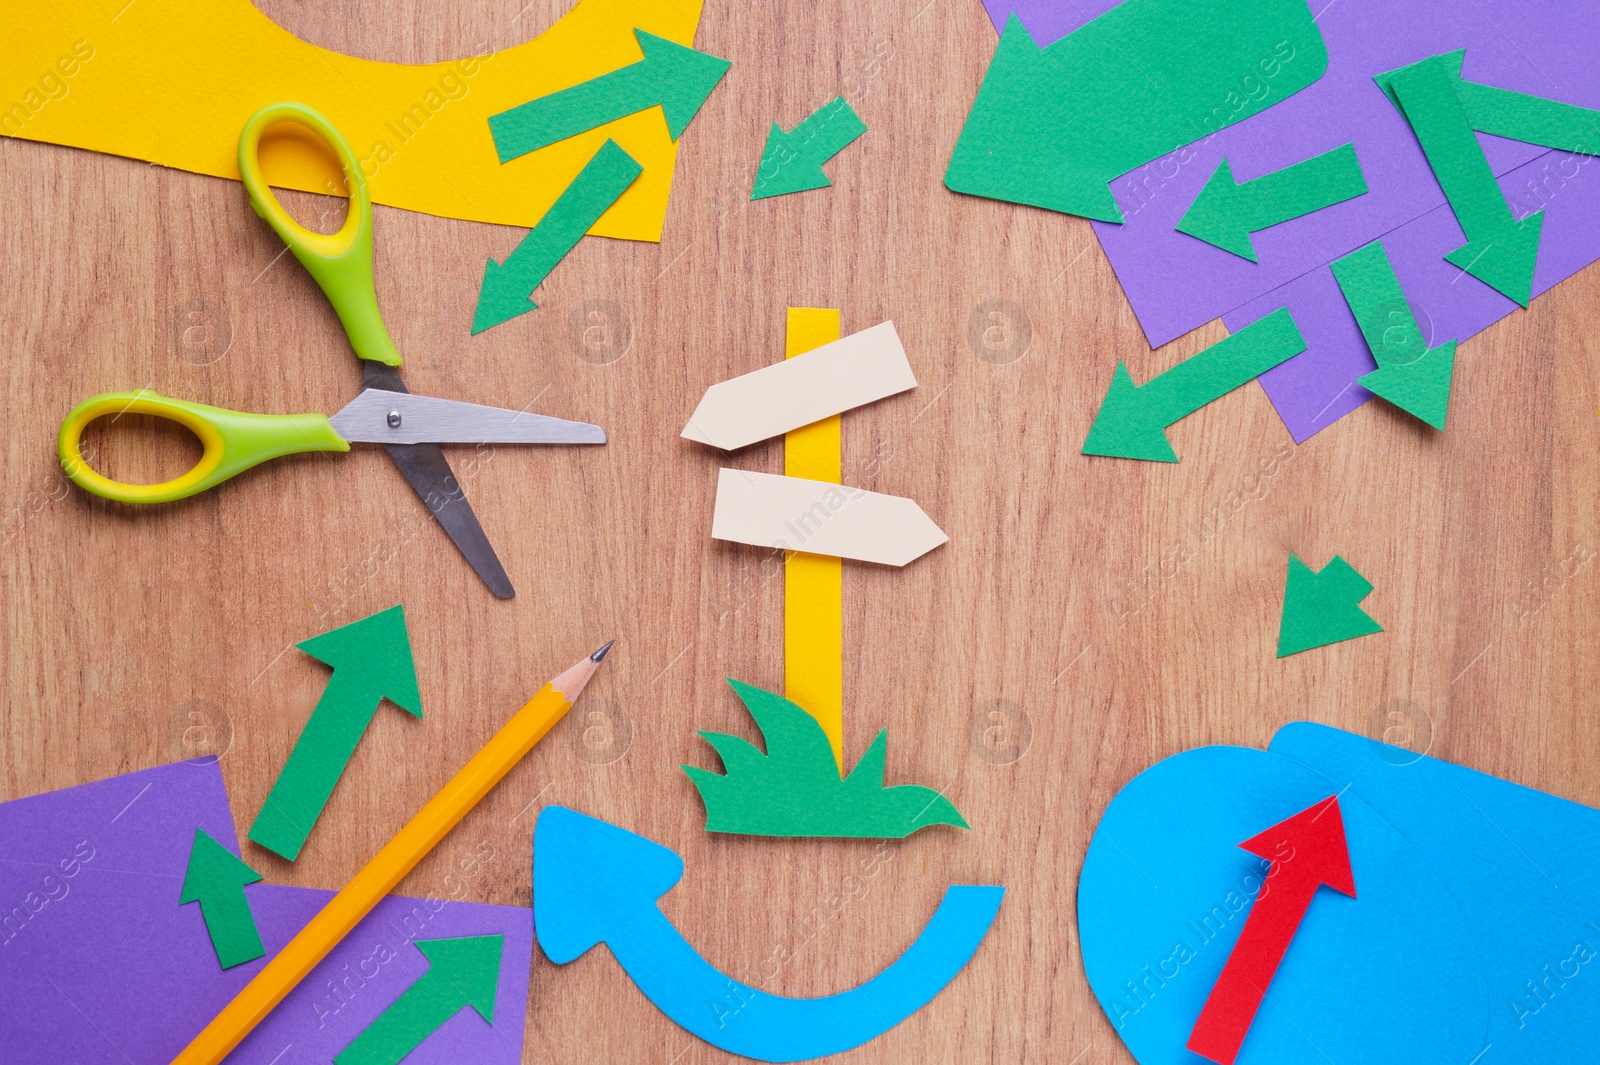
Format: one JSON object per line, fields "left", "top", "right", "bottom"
{"left": 1277, "top": 553, "right": 1384, "bottom": 657}
{"left": 180, "top": 828, "right": 266, "bottom": 969}
{"left": 1332, "top": 240, "right": 1456, "bottom": 429}
{"left": 682, "top": 679, "right": 968, "bottom": 838}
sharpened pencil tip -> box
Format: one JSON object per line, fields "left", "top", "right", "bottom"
{"left": 591, "top": 639, "right": 615, "bottom": 663}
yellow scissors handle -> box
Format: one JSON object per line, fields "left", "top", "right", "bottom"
{"left": 237, "top": 102, "right": 402, "bottom": 367}
{"left": 59, "top": 391, "right": 350, "bottom": 504}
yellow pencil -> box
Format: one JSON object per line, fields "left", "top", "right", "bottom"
{"left": 171, "top": 640, "right": 614, "bottom": 1065}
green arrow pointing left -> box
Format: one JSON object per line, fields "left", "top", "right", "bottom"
{"left": 750, "top": 96, "right": 868, "bottom": 201}
{"left": 1081, "top": 307, "right": 1307, "bottom": 462}
{"left": 180, "top": 828, "right": 265, "bottom": 969}
{"left": 335, "top": 935, "right": 505, "bottom": 1065}
{"left": 1177, "top": 144, "right": 1368, "bottom": 261}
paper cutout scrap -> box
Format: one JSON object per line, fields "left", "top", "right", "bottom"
{"left": 1082, "top": 307, "right": 1306, "bottom": 462}
{"left": 1077, "top": 742, "right": 1486, "bottom": 1065}
{"left": 782, "top": 309, "right": 847, "bottom": 767}
{"left": 1330, "top": 241, "right": 1456, "bottom": 429}
{"left": 1382, "top": 53, "right": 1544, "bottom": 306}
{"left": 180, "top": 828, "right": 267, "bottom": 970}
{"left": 712, "top": 469, "right": 948, "bottom": 566}
{"left": 1186, "top": 797, "right": 1355, "bottom": 1065}
{"left": 335, "top": 936, "right": 504, "bottom": 1065}
{"left": 534, "top": 805, "right": 1002, "bottom": 1061}
{"left": 248, "top": 604, "right": 422, "bottom": 861}
{"left": 682, "top": 679, "right": 967, "bottom": 838}
{"left": 472, "top": 139, "right": 643, "bottom": 334}
{"left": 944, "top": 4, "right": 1328, "bottom": 221}
{"left": 488, "top": 28, "right": 728, "bottom": 163}
{"left": 750, "top": 95, "right": 867, "bottom": 201}
{"left": 1277, "top": 553, "right": 1382, "bottom": 657}
{"left": 682, "top": 321, "right": 915, "bottom": 451}
{"left": 0, "top": 0, "right": 704, "bottom": 239}
{"left": 1177, "top": 145, "right": 1367, "bottom": 262}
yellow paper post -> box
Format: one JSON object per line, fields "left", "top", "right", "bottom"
{"left": 784, "top": 308, "right": 845, "bottom": 769}
{"left": 0, "top": 0, "right": 704, "bottom": 239}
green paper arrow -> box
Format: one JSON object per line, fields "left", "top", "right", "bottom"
{"left": 472, "top": 139, "right": 643, "bottom": 335}
{"left": 750, "top": 96, "right": 867, "bottom": 201}
{"left": 1330, "top": 241, "right": 1457, "bottom": 430}
{"left": 1277, "top": 553, "right": 1383, "bottom": 657}
{"left": 487, "top": 29, "right": 730, "bottom": 163}
{"left": 1381, "top": 53, "right": 1543, "bottom": 307}
{"left": 335, "top": 935, "right": 505, "bottom": 1065}
{"left": 945, "top": 3, "right": 1329, "bottom": 222}
{"left": 1177, "top": 144, "right": 1367, "bottom": 261}
{"left": 248, "top": 605, "right": 421, "bottom": 862}
{"left": 682, "top": 679, "right": 968, "bottom": 838}
{"left": 1081, "top": 307, "right": 1307, "bottom": 462}
{"left": 180, "top": 828, "right": 265, "bottom": 969}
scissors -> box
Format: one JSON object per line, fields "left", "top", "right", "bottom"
{"left": 57, "top": 102, "right": 604, "bottom": 599}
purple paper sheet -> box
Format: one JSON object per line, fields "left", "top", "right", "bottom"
{"left": 0, "top": 759, "right": 533, "bottom": 1065}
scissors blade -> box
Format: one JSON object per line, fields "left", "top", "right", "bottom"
{"left": 329, "top": 389, "right": 607, "bottom": 445}
{"left": 359, "top": 362, "right": 515, "bottom": 599}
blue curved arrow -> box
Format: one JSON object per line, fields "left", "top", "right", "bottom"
{"left": 534, "top": 806, "right": 1004, "bottom": 1063}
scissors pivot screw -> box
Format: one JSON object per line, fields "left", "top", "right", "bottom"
{"left": 387, "top": 410, "right": 402, "bottom": 428}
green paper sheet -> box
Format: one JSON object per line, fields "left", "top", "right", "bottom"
{"left": 681, "top": 679, "right": 968, "bottom": 838}
{"left": 1277, "top": 553, "right": 1383, "bottom": 657}
{"left": 945, "top": 2, "right": 1328, "bottom": 222}
{"left": 179, "top": 828, "right": 265, "bottom": 970}
{"left": 1177, "top": 144, "right": 1367, "bottom": 261}
{"left": 750, "top": 96, "right": 867, "bottom": 201}
{"left": 335, "top": 935, "right": 504, "bottom": 1065}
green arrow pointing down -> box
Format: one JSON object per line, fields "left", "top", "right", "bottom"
{"left": 488, "top": 29, "right": 730, "bottom": 163}
{"left": 1382, "top": 53, "right": 1544, "bottom": 307}
{"left": 180, "top": 828, "right": 265, "bottom": 969}
{"left": 750, "top": 96, "right": 868, "bottom": 201}
{"left": 247, "top": 605, "right": 422, "bottom": 862}
{"left": 1277, "top": 553, "right": 1383, "bottom": 657}
{"left": 335, "top": 936, "right": 505, "bottom": 1065}
{"left": 472, "top": 139, "right": 643, "bottom": 335}
{"left": 1177, "top": 144, "right": 1368, "bottom": 261}
{"left": 1331, "top": 241, "right": 1457, "bottom": 430}
{"left": 1081, "top": 307, "right": 1307, "bottom": 462}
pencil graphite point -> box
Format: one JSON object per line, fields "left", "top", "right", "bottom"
{"left": 592, "top": 639, "right": 615, "bottom": 662}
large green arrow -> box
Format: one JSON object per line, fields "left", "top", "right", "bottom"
{"left": 334, "top": 935, "right": 504, "bottom": 1065}
{"left": 1177, "top": 144, "right": 1367, "bottom": 261}
{"left": 488, "top": 29, "right": 729, "bottom": 163}
{"left": 1082, "top": 307, "right": 1307, "bottom": 462}
{"left": 1381, "top": 53, "right": 1544, "bottom": 307}
{"left": 750, "top": 96, "right": 867, "bottom": 201}
{"left": 1277, "top": 552, "right": 1383, "bottom": 657}
{"left": 1331, "top": 241, "right": 1457, "bottom": 430}
{"left": 472, "top": 139, "right": 643, "bottom": 335}
{"left": 180, "top": 828, "right": 266, "bottom": 969}
{"left": 247, "top": 605, "right": 421, "bottom": 861}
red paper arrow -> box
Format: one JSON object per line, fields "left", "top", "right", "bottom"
{"left": 1186, "top": 795, "right": 1356, "bottom": 1065}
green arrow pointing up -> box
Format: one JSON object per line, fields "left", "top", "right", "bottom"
{"left": 750, "top": 96, "right": 868, "bottom": 201}
{"left": 1177, "top": 144, "right": 1368, "bottom": 261}
{"left": 1277, "top": 553, "right": 1383, "bottom": 657}
{"left": 180, "top": 828, "right": 265, "bottom": 969}
{"left": 1330, "top": 241, "right": 1457, "bottom": 430}
{"left": 488, "top": 29, "right": 730, "bottom": 163}
{"left": 1081, "top": 307, "right": 1307, "bottom": 462}
{"left": 248, "top": 605, "right": 421, "bottom": 862}
{"left": 1381, "top": 53, "right": 1544, "bottom": 307}
{"left": 335, "top": 935, "right": 505, "bottom": 1065}
{"left": 472, "top": 139, "right": 643, "bottom": 335}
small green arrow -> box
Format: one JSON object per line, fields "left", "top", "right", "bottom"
{"left": 488, "top": 29, "right": 730, "bottom": 163}
{"left": 1177, "top": 144, "right": 1367, "bottom": 261}
{"left": 472, "top": 139, "right": 643, "bottom": 335}
{"left": 1380, "top": 53, "right": 1543, "bottom": 306}
{"left": 1081, "top": 307, "right": 1307, "bottom": 462}
{"left": 248, "top": 605, "right": 422, "bottom": 862}
{"left": 1278, "top": 553, "right": 1383, "bottom": 657}
{"left": 180, "top": 828, "right": 265, "bottom": 969}
{"left": 750, "top": 96, "right": 868, "bottom": 201}
{"left": 334, "top": 935, "right": 505, "bottom": 1065}
{"left": 1330, "top": 241, "right": 1457, "bottom": 430}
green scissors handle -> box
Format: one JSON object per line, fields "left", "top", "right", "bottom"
{"left": 237, "top": 101, "right": 402, "bottom": 367}
{"left": 58, "top": 391, "right": 349, "bottom": 504}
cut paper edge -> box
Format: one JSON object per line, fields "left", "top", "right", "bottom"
{"left": 711, "top": 469, "right": 947, "bottom": 566}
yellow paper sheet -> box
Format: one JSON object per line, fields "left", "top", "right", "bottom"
{"left": 784, "top": 308, "right": 844, "bottom": 770}
{"left": 0, "top": 0, "right": 704, "bottom": 239}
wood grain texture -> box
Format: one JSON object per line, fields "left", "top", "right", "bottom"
{"left": 3, "top": 1, "right": 1599, "bottom": 1062}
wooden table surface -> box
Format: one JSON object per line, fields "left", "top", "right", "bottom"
{"left": 4, "top": 1, "right": 1598, "bottom": 1061}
